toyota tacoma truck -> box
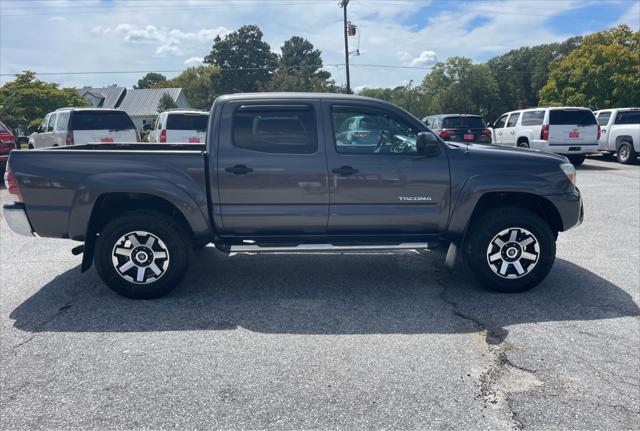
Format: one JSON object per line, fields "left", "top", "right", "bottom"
{"left": 3, "top": 93, "right": 583, "bottom": 299}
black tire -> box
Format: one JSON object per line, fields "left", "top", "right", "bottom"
{"left": 517, "top": 140, "right": 529, "bottom": 148}
{"left": 616, "top": 142, "right": 637, "bottom": 164}
{"left": 94, "top": 211, "right": 191, "bottom": 299}
{"left": 567, "top": 154, "right": 586, "bottom": 166}
{"left": 465, "top": 208, "right": 556, "bottom": 293}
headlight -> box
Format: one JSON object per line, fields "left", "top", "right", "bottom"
{"left": 560, "top": 163, "right": 576, "bottom": 185}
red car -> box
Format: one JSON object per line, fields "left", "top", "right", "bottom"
{"left": 0, "top": 120, "right": 16, "bottom": 177}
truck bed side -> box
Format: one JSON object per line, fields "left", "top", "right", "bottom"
{"left": 8, "top": 146, "right": 212, "bottom": 241}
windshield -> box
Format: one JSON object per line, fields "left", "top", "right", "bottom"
{"left": 442, "top": 116, "right": 485, "bottom": 129}
{"left": 70, "top": 111, "right": 135, "bottom": 130}
{"left": 166, "top": 114, "right": 208, "bottom": 131}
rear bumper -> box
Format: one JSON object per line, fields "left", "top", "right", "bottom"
{"left": 2, "top": 203, "right": 35, "bottom": 236}
{"left": 545, "top": 189, "right": 583, "bottom": 232}
{"left": 532, "top": 140, "right": 599, "bottom": 155}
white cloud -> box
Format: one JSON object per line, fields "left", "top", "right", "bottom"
{"left": 408, "top": 51, "right": 437, "bottom": 67}
{"left": 184, "top": 57, "right": 204, "bottom": 66}
{"left": 155, "top": 41, "right": 182, "bottom": 57}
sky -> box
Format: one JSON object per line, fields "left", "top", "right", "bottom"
{"left": 1, "top": 0, "right": 638, "bottom": 91}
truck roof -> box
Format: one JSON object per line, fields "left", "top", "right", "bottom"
{"left": 216, "top": 92, "right": 390, "bottom": 104}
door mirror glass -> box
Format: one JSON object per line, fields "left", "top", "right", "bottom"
{"left": 417, "top": 132, "right": 440, "bottom": 157}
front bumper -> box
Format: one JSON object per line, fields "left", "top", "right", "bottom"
{"left": 3, "top": 203, "right": 34, "bottom": 236}
{"left": 545, "top": 189, "right": 584, "bottom": 231}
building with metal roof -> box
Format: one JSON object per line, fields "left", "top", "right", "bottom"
{"left": 78, "top": 87, "right": 127, "bottom": 109}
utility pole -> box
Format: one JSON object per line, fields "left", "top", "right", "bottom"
{"left": 340, "top": 0, "right": 351, "bottom": 94}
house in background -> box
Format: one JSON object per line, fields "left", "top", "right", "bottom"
{"left": 79, "top": 87, "right": 127, "bottom": 109}
{"left": 117, "top": 88, "right": 190, "bottom": 129}
{"left": 78, "top": 87, "right": 190, "bottom": 129}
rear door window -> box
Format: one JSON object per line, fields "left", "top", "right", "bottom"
{"left": 596, "top": 112, "right": 611, "bottom": 126}
{"left": 506, "top": 113, "right": 520, "bottom": 127}
{"left": 614, "top": 111, "right": 640, "bottom": 125}
{"left": 70, "top": 111, "right": 136, "bottom": 130}
{"left": 232, "top": 105, "right": 317, "bottom": 154}
{"left": 521, "top": 111, "right": 545, "bottom": 126}
{"left": 166, "top": 114, "right": 208, "bottom": 131}
{"left": 47, "top": 113, "right": 57, "bottom": 132}
{"left": 55, "top": 111, "right": 70, "bottom": 131}
{"left": 442, "top": 116, "right": 485, "bottom": 129}
{"left": 549, "top": 109, "right": 596, "bottom": 126}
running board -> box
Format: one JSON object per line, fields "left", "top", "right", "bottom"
{"left": 228, "top": 242, "right": 430, "bottom": 253}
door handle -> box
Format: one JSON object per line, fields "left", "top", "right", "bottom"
{"left": 225, "top": 164, "right": 253, "bottom": 175}
{"left": 332, "top": 166, "right": 359, "bottom": 176}
{"left": 510, "top": 131, "right": 515, "bottom": 135}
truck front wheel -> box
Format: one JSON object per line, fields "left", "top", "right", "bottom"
{"left": 465, "top": 208, "right": 556, "bottom": 293}
{"left": 94, "top": 211, "right": 191, "bottom": 299}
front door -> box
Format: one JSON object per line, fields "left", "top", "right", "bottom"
{"left": 217, "top": 99, "right": 329, "bottom": 235}
{"left": 502, "top": 112, "right": 520, "bottom": 146}
{"left": 323, "top": 101, "right": 451, "bottom": 235}
{"left": 493, "top": 114, "right": 508, "bottom": 144}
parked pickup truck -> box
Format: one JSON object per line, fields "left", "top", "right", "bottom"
{"left": 3, "top": 93, "right": 583, "bottom": 299}
{"left": 594, "top": 108, "right": 640, "bottom": 164}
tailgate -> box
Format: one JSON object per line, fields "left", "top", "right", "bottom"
{"left": 548, "top": 109, "right": 598, "bottom": 145}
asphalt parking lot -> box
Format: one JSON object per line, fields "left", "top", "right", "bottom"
{"left": 1, "top": 156, "right": 638, "bottom": 430}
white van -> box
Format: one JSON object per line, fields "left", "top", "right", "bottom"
{"left": 488, "top": 107, "right": 599, "bottom": 166}
{"left": 148, "top": 110, "right": 208, "bottom": 143}
{"left": 28, "top": 108, "right": 139, "bottom": 149}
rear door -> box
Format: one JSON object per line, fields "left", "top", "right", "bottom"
{"left": 501, "top": 112, "right": 520, "bottom": 146}
{"left": 217, "top": 99, "right": 329, "bottom": 235}
{"left": 166, "top": 113, "right": 208, "bottom": 143}
{"left": 324, "top": 101, "right": 450, "bottom": 234}
{"left": 547, "top": 109, "right": 598, "bottom": 145}
{"left": 70, "top": 110, "right": 137, "bottom": 144}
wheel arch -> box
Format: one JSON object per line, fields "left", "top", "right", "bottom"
{"left": 615, "top": 135, "right": 634, "bottom": 149}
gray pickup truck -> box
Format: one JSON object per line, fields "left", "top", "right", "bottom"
{"left": 3, "top": 93, "right": 583, "bottom": 299}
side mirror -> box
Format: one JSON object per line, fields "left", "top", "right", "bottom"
{"left": 142, "top": 123, "right": 153, "bottom": 131}
{"left": 26, "top": 125, "right": 38, "bottom": 135}
{"left": 416, "top": 132, "right": 441, "bottom": 157}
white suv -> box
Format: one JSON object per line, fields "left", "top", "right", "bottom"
{"left": 28, "top": 108, "right": 139, "bottom": 149}
{"left": 594, "top": 108, "right": 640, "bottom": 164}
{"left": 488, "top": 107, "right": 599, "bottom": 166}
{"left": 148, "top": 110, "right": 208, "bottom": 143}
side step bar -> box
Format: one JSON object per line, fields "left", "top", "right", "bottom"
{"left": 228, "top": 242, "right": 430, "bottom": 253}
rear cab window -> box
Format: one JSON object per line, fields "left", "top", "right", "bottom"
{"left": 70, "top": 110, "right": 136, "bottom": 130}
{"left": 549, "top": 109, "right": 596, "bottom": 126}
{"left": 167, "top": 113, "right": 208, "bottom": 131}
{"left": 232, "top": 105, "right": 317, "bottom": 154}
{"left": 442, "top": 116, "right": 485, "bottom": 129}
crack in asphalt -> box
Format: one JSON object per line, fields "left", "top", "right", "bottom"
{"left": 434, "top": 268, "right": 543, "bottom": 431}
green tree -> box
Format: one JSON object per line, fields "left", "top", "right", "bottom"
{"left": 157, "top": 92, "right": 178, "bottom": 112}
{"left": 0, "top": 70, "right": 88, "bottom": 130}
{"left": 265, "top": 36, "right": 335, "bottom": 92}
{"left": 204, "top": 25, "right": 277, "bottom": 96}
{"left": 155, "top": 65, "right": 220, "bottom": 109}
{"left": 135, "top": 72, "right": 167, "bottom": 89}
{"left": 420, "top": 57, "right": 501, "bottom": 119}
{"left": 540, "top": 25, "right": 640, "bottom": 109}
{"left": 487, "top": 37, "right": 581, "bottom": 113}
{"left": 359, "top": 83, "right": 430, "bottom": 119}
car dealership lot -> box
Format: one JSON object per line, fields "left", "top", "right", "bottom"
{"left": 1, "top": 157, "right": 638, "bottom": 430}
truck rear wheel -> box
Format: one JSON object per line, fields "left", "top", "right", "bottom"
{"left": 616, "top": 142, "right": 637, "bottom": 164}
{"left": 94, "top": 211, "right": 191, "bottom": 299}
{"left": 465, "top": 208, "right": 556, "bottom": 293}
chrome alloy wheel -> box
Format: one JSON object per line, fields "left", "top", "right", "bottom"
{"left": 111, "top": 231, "right": 170, "bottom": 284}
{"left": 486, "top": 227, "right": 540, "bottom": 279}
{"left": 619, "top": 145, "right": 630, "bottom": 162}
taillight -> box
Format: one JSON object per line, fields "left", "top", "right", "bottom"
{"left": 4, "top": 165, "right": 23, "bottom": 202}
{"left": 66, "top": 131, "right": 74, "bottom": 146}
{"left": 439, "top": 130, "right": 452, "bottom": 139}
{"left": 481, "top": 129, "right": 492, "bottom": 138}
{"left": 540, "top": 124, "right": 549, "bottom": 141}
{"left": 135, "top": 129, "right": 141, "bottom": 142}
{"left": 597, "top": 125, "right": 601, "bottom": 140}
{"left": 159, "top": 129, "right": 166, "bottom": 143}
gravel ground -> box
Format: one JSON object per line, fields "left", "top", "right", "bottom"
{"left": 1, "top": 156, "right": 638, "bottom": 430}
